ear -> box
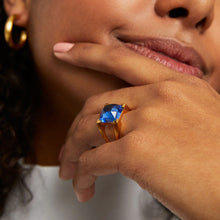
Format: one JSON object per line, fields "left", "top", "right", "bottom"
{"left": 3, "top": 0, "right": 31, "bottom": 27}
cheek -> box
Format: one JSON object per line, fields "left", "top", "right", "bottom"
{"left": 26, "top": 0, "right": 145, "bottom": 82}
{"left": 206, "top": 24, "right": 220, "bottom": 91}
{"left": 27, "top": 0, "right": 126, "bottom": 69}
{"left": 207, "top": 52, "right": 220, "bottom": 92}
{"left": 26, "top": 0, "right": 130, "bottom": 112}
{"left": 208, "top": 70, "right": 220, "bottom": 93}
{"left": 28, "top": 0, "right": 145, "bottom": 49}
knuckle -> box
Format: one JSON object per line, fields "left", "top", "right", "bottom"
{"left": 83, "top": 95, "right": 98, "bottom": 113}
{"left": 79, "top": 154, "right": 89, "bottom": 169}
{"left": 63, "top": 139, "right": 78, "bottom": 161}
{"left": 99, "top": 90, "right": 117, "bottom": 103}
{"left": 140, "top": 107, "right": 160, "bottom": 124}
{"left": 75, "top": 115, "right": 91, "bottom": 137}
{"left": 84, "top": 96, "right": 95, "bottom": 108}
{"left": 154, "top": 80, "right": 181, "bottom": 102}
{"left": 79, "top": 149, "right": 96, "bottom": 171}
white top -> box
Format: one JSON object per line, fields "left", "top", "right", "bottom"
{"left": 2, "top": 165, "right": 179, "bottom": 220}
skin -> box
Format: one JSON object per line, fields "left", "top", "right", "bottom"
{"left": 4, "top": 0, "right": 220, "bottom": 219}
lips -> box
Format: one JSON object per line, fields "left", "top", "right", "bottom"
{"left": 119, "top": 37, "right": 206, "bottom": 78}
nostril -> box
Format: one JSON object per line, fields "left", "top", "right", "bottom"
{"left": 169, "top": 8, "right": 189, "bottom": 18}
{"left": 195, "top": 17, "right": 207, "bottom": 30}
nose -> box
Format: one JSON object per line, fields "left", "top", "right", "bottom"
{"left": 154, "top": 0, "right": 215, "bottom": 32}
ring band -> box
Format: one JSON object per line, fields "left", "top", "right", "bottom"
{"left": 97, "top": 104, "right": 130, "bottom": 142}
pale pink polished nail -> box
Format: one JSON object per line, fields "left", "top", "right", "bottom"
{"left": 53, "top": 42, "right": 74, "bottom": 53}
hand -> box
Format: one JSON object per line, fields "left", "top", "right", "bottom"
{"left": 54, "top": 42, "right": 220, "bottom": 220}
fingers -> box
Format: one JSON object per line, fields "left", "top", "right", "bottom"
{"left": 80, "top": 140, "right": 123, "bottom": 176}
{"left": 59, "top": 85, "right": 156, "bottom": 180}
{"left": 59, "top": 110, "right": 135, "bottom": 180}
{"left": 73, "top": 140, "right": 123, "bottom": 202}
{"left": 59, "top": 114, "right": 101, "bottom": 180}
{"left": 74, "top": 183, "right": 96, "bottom": 203}
{"left": 53, "top": 42, "right": 179, "bottom": 86}
{"left": 59, "top": 83, "right": 159, "bottom": 181}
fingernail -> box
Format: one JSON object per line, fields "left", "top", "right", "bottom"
{"left": 53, "top": 42, "right": 74, "bottom": 53}
{"left": 75, "top": 192, "right": 84, "bottom": 202}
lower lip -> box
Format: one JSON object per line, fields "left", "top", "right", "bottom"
{"left": 125, "top": 43, "right": 203, "bottom": 79}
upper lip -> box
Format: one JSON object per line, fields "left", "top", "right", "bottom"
{"left": 118, "top": 36, "right": 207, "bottom": 74}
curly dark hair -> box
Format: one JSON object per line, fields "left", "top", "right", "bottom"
{"left": 0, "top": 2, "right": 40, "bottom": 217}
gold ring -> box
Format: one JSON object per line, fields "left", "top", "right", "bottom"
{"left": 97, "top": 104, "right": 130, "bottom": 142}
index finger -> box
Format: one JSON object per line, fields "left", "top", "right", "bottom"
{"left": 53, "top": 42, "right": 179, "bottom": 86}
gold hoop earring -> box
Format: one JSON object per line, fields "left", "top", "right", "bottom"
{"left": 4, "top": 15, "right": 27, "bottom": 49}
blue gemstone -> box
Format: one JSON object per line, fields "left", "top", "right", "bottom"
{"left": 99, "top": 104, "right": 124, "bottom": 123}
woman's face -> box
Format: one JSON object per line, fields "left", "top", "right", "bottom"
{"left": 23, "top": 0, "right": 220, "bottom": 117}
